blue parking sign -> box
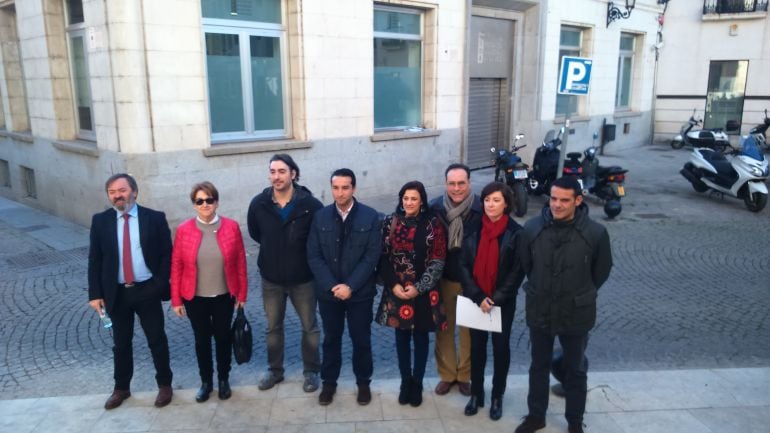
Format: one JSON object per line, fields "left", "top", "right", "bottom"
{"left": 558, "top": 56, "right": 592, "bottom": 95}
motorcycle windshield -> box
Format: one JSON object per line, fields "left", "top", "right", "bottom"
{"left": 740, "top": 135, "right": 764, "bottom": 161}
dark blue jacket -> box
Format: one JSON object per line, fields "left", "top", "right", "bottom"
{"left": 306, "top": 200, "right": 382, "bottom": 303}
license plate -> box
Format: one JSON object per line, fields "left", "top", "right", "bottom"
{"left": 513, "top": 169, "right": 528, "bottom": 179}
{"left": 616, "top": 185, "right": 625, "bottom": 197}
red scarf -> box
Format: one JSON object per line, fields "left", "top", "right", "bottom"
{"left": 472, "top": 214, "right": 509, "bottom": 297}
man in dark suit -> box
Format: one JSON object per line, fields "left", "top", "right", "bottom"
{"left": 88, "top": 173, "right": 174, "bottom": 409}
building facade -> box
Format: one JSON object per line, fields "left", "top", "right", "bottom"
{"left": 654, "top": 0, "right": 770, "bottom": 144}
{"left": 0, "top": 0, "right": 664, "bottom": 226}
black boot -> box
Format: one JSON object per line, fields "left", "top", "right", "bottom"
{"left": 218, "top": 379, "right": 232, "bottom": 400}
{"left": 195, "top": 382, "right": 213, "bottom": 403}
{"left": 409, "top": 378, "right": 423, "bottom": 407}
{"left": 464, "top": 394, "right": 484, "bottom": 416}
{"left": 398, "top": 376, "right": 412, "bottom": 405}
{"left": 489, "top": 396, "right": 503, "bottom": 420}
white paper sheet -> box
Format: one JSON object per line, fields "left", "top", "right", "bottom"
{"left": 456, "top": 295, "right": 502, "bottom": 333}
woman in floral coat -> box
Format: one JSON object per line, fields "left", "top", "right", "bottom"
{"left": 377, "top": 180, "right": 447, "bottom": 407}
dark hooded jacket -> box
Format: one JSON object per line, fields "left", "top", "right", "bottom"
{"left": 518, "top": 203, "right": 612, "bottom": 334}
{"left": 430, "top": 194, "right": 483, "bottom": 282}
{"left": 247, "top": 184, "right": 323, "bottom": 285}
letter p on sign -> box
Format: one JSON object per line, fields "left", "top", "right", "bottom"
{"left": 558, "top": 56, "right": 592, "bottom": 95}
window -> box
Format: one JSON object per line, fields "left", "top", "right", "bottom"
{"left": 615, "top": 33, "right": 635, "bottom": 109}
{"left": 0, "top": 5, "right": 31, "bottom": 132}
{"left": 201, "top": 0, "right": 288, "bottom": 142}
{"left": 64, "top": 0, "right": 93, "bottom": 139}
{"left": 555, "top": 26, "right": 582, "bottom": 117}
{"left": 704, "top": 60, "right": 748, "bottom": 132}
{"left": 373, "top": 5, "right": 422, "bottom": 130}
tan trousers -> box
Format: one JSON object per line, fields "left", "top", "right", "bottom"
{"left": 434, "top": 278, "right": 471, "bottom": 382}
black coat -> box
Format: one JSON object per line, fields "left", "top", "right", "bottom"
{"left": 518, "top": 204, "right": 612, "bottom": 334}
{"left": 459, "top": 216, "right": 524, "bottom": 307}
{"left": 88, "top": 205, "right": 172, "bottom": 313}
{"left": 247, "top": 184, "right": 323, "bottom": 285}
{"left": 430, "top": 195, "right": 483, "bottom": 282}
{"left": 306, "top": 200, "right": 382, "bottom": 303}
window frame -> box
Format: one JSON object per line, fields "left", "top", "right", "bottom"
{"left": 555, "top": 25, "right": 583, "bottom": 118}
{"left": 63, "top": 0, "right": 95, "bottom": 141}
{"left": 201, "top": 5, "right": 291, "bottom": 143}
{"left": 373, "top": 4, "right": 424, "bottom": 131}
{"left": 615, "top": 32, "right": 636, "bottom": 110}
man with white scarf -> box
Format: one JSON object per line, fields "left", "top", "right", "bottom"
{"left": 429, "top": 163, "right": 483, "bottom": 396}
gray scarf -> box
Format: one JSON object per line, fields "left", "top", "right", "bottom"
{"left": 443, "top": 192, "right": 474, "bottom": 251}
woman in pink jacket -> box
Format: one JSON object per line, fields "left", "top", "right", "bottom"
{"left": 171, "top": 181, "right": 247, "bottom": 403}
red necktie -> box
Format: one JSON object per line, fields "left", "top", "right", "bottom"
{"left": 122, "top": 213, "right": 135, "bottom": 285}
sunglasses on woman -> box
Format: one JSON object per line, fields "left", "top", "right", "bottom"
{"left": 194, "top": 198, "right": 216, "bottom": 206}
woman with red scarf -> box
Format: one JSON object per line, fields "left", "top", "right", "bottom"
{"left": 459, "top": 181, "right": 523, "bottom": 420}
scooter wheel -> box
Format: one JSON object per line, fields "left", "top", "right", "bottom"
{"left": 671, "top": 139, "right": 684, "bottom": 150}
{"left": 744, "top": 192, "right": 767, "bottom": 212}
{"left": 604, "top": 199, "right": 622, "bottom": 219}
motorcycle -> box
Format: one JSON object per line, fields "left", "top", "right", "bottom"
{"left": 747, "top": 109, "right": 769, "bottom": 150}
{"left": 680, "top": 134, "right": 769, "bottom": 212}
{"left": 528, "top": 127, "right": 564, "bottom": 196}
{"left": 671, "top": 109, "right": 730, "bottom": 152}
{"left": 563, "top": 147, "right": 628, "bottom": 219}
{"left": 491, "top": 133, "right": 529, "bottom": 217}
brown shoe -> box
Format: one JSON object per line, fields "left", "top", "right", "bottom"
{"left": 154, "top": 385, "right": 173, "bottom": 408}
{"left": 434, "top": 381, "right": 453, "bottom": 395}
{"left": 457, "top": 382, "right": 472, "bottom": 396}
{"left": 104, "top": 389, "right": 131, "bottom": 410}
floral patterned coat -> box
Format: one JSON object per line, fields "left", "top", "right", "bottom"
{"left": 376, "top": 212, "right": 447, "bottom": 332}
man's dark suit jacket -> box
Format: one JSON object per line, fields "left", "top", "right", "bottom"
{"left": 88, "top": 205, "right": 172, "bottom": 314}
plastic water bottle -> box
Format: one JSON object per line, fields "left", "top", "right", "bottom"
{"left": 99, "top": 308, "right": 113, "bottom": 329}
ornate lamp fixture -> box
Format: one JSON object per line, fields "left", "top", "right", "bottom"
{"left": 607, "top": 0, "right": 636, "bottom": 27}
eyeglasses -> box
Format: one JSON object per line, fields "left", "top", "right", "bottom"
{"left": 194, "top": 198, "right": 216, "bottom": 206}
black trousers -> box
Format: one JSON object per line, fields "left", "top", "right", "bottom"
{"left": 111, "top": 281, "right": 173, "bottom": 390}
{"left": 184, "top": 294, "right": 234, "bottom": 382}
{"left": 395, "top": 328, "right": 429, "bottom": 381}
{"left": 318, "top": 298, "right": 373, "bottom": 386}
{"left": 470, "top": 300, "right": 515, "bottom": 399}
{"left": 527, "top": 328, "right": 589, "bottom": 425}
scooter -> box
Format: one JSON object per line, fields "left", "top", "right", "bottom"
{"left": 747, "top": 109, "right": 769, "bottom": 150}
{"left": 491, "top": 133, "right": 529, "bottom": 217}
{"left": 528, "top": 127, "right": 564, "bottom": 196}
{"left": 680, "top": 134, "right": 769, "bottom": 212}
{"left": 563, "top": 147, "right": 628, "bottom": 218}
{"left": 671, "top": 109, "right": 730, "bottom": 152}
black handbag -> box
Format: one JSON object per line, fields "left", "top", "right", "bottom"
{"left": 231, "top": 306, "right": 253, "bottom": 365}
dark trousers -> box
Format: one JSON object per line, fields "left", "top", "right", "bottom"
{"left": 527, "top": 328, "right": 589, "bottom": 424}
{"left": 470, "top": 301, "right": 515, "bottom": 399}
{"left": 111, "top": 281, "right": 173, "bottom": 390}
{"left": 395, "top": 328, "right": 429, "bottom": 382}
{"left": 184, "top": 294, "right": 234, "bottom": 383}
{"left": 318, "top": 298, "right": 374, "bottom": 387}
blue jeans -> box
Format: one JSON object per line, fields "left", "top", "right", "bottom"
{"left": 261, "top": 278, "right": 321, "bottom": 375}
{"left": 318, "top": 298, "right": 373, "bottom": 387}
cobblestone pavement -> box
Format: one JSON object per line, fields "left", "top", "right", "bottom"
{"left": 1, "top": 144, "right": 769, "bottom": 400}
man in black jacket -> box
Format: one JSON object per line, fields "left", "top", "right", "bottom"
{"left": 429, "top": 163, "right": 482, "bottom": 397}
{"left": 247, "top": 154, "right": 323, "bottom": 392}
{"left": 88, "top": 173, "right": 173, "bottom": 410}
{"left": 514, "top": 176, "right": 612, "bottom": 433}
{"left": 307, "top": 168, "right": 381, "bottom": 406}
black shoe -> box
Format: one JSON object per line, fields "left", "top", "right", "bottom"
{"left": 409, "top": 378, "right": 423, "bottom": 407}
{"left": 318, "top": 384, "right": 336, "bottom": 406}
{"left": 514, "top": 415, "right": 546, "bottom": 433}
{"left": 357, "top": 383, "right": 372, "bottom": 405}
{"left": 218, "top": 380, "right": 231, "bottom": 400}
{"left": 398, "top": 376, "right": 412, "bottom": 405}
{"left": 195, "top": 382, "right": 212, "bottom": 403}
{"left": 568, "top": 422, "right": 585, "bottom": 433}
{"left": 551, "top": 382, "right": 566, "bottom": 397}
{"left": 489, "top": 397, "right": 503, "bottom": 421}
{"left": 464, "top": 395, "right": 484, "bottom": 416}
